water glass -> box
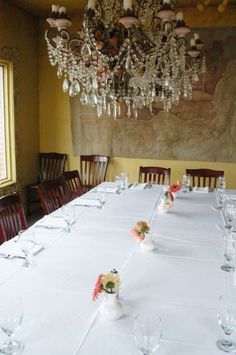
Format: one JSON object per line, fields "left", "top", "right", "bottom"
{"left": 218, "top": 176, "right": 226, "bottom": 190}
{"left": 18, "top": 230, "right": 35, "bottom": 267}
{"left": 0, "top": 295, "right": 24, "bottom": 354}
{"left": 221, "top": 234, "right": 236, "bottom": 272}
{"left": 61, "top": 205, "right": 76, "bottom": 232}
{"left": 217, "top": 295, "right": 236, "bottom": 352}
{"left": 182, "top": 174, "right": 191, "bottom": 193}
{"left": 216, "top": 189, "right": 226, "bottom": 209}
{"left": 120, "top": 172, "right": 129, "bottom": 189}
{"left": 223, "top": 199, "right": 236, "bottom": 232}
{"left": 133, "top": 313, "right": 162, "bottom": 355}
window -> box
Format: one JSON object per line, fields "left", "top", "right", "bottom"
{"left": 0, "top": 60, "right": 15, "bottom": 186}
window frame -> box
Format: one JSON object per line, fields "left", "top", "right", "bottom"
{"left": 0, "top": 59, "right": 16, "bottom": 187}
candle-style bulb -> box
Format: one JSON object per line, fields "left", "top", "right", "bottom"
{"left": 59, "top": 6, "right": 67, "bottom": 14}
{"left": 176, "top": 12, "right": 183, "bottom": 21}
{"left": 87, "top": 0, "right": 96, "bottom": 9}
{"left": 194, "top": 33, "right": 200, "bottom": 40}
{"left": 190, "top": 38, "right": 196, "bottom": 47}
{"left": 123, "top": 0, "right": 132, "bottom": 10}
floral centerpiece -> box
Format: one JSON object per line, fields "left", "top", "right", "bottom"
{"left": 92, "top": 269, "right": 123, "bottom": 321}
{"left": 93, "top": 269, "right": 121, "bottom": 301}
{"left": 169, "top": 180, "right": 181, "bottom": 195}
{"left": 130, "top": 221, "right": 150, "bottom": 240}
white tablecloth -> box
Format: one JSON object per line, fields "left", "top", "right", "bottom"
{"left": 0, "top": 183, "right": 234, "bottom": 354}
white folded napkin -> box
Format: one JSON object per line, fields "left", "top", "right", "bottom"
{"left": 193, "top": 187, "right": 209, "bottom": 193}
{"left": 0, "top": 242, "right": 43, "bottom": 258}
{"left": 130, "top": 183, "right": 148, "bottom": 190}
{"left": 95, "top": 186, "right": 118, "bottom": 193}
{"left": 34, "top": 215, "right": 69, "bottom": 229}
{"left": 70, "top": 198, "right": 101, "bottom": 207}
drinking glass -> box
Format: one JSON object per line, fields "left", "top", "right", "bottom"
{"left": 217, "top": 295, "right": 236, "bottom": 352}
{"left": 61, "top": 205, "right": 76, "bottom": 232}
{"left": 221, "top": 234, "right": 236, "bottom": 272}
{"left": 216, "top": 189, "right": 226, "bottom": 209}
{"left": 218, "top": 177, "right": 226, "bottom": 190}
{"left": 133, "top": 313, "right": 162, "bottom": 355}
{"left": 18, "top": 230, "right": 35, "bottom": 267}
{"left": 120, "top": 172, "right": 129, "bottom": 189}
{"left": 0, "top": 295, "right": 24, "bottom": 354}
{"left": 223, "top": 199, "right": 236, "bottom": 232}
{"left": 182, "top": 174, "right": 191, "bottom": 193}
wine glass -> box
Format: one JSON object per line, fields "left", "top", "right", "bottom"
{"left": 0, "top": 295, "right": 24, "bottom": 354}
{"left": 182, "top": 174, "right": 191, "bottom": 193}
{"left": 120, "top": 172, "right": 129, "bottom": 189}
{"left": 221, "top": 234, "right": 236, "bottom": 272}
{"left": 223, "top": 199, "right": 236, "bottom": 232}
{"left": 217, "top": 176, "right": 226, "bottom": 190}
{"left": 216, "top": 189, "right": 226, "bottom": 210}
{"left": 61, "top": 205, "right": 76, "bottom": 232}
{"left": 18, "top": 230, "right": 35, "bottom": 267}
{"left": 217, "top": 295, "right": 236, "bottom": 352}
{"left": 133, "top": 313, "right": 162, "bottom": 355}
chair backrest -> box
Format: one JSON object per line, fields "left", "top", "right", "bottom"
{"left": 39, "top": 153, "right": 67, "bottom": 182}
{"left": 0, "top": 193, "right": 27, "bottom": 245}
{"left": 61, "top": 170, "right": 83, "bottom": 202}
{"left": 186, "top": 168, "right": 224, "bottom": 188}
{"left": 80, "top": 155, "right": 109, "bottom": 192}
{"left": 138, "top": 166, "right": 171, "bottom": 185}
{"left": 37, "top": 178, "right": 66, "bottom": 215}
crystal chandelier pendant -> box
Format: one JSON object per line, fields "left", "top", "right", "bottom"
{"left": 45, "top": 1, "right": 207, "bottom": 118}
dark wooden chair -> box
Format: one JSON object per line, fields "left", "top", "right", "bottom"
{"left": 26, "top": 152, "right": 67, "bottom": 215}
{"left": 138, "top": 166, "right": 171, "bottom": 185}
{"left": 0, "top": 193, "right": 27, "bottom": 245}
{"left": 80, "top": 155, "right": 109, "bottom": 193}
{"left": 61, "top": 170, "right": 83, "bottom": 202}
{"left": 37, "top": 178, "right": 67, "bottom": 215}
{"left": 186, "top": 168, "right": 224, "bottom": 188}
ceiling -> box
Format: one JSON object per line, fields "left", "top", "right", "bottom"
{"left": 8, "top": 0, "right": 236, "bottom": 17}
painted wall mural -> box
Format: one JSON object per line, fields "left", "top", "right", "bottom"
{"left": 70, "top": 28, "right": 236, "bottom": 162}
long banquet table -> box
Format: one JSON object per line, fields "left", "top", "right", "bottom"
{"left": 0, "top": 183, "right": 235, "bottom": 355}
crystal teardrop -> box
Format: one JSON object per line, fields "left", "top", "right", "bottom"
{"left": 81, "top": 43, "right": 92, "bottom": 58}
{"left": 57, "top": 67, "right": 63, "bottom": 78}
{"left": 80, "top": 91, "right": 88, "bottom": 105}
{"left": 125, "top": 55, "right": 132, "bottom": 73}
{"left": 72, "top": 80, "right": 80, "bottom": 94}
{"left": 62, "top": 78, "right": 69, "bottom": 93}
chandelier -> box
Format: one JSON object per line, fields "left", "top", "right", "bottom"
{"left": 45, "top": 0, "right": 207, "bottom": 118}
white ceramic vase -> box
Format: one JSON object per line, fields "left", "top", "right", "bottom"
{"left": 158, "top": 198, "right": 170, "bottom": 214}
{"left": 100, "top": 293, "right": 123, "bottom": 321}
{"left": 140, "top": 233, "right": 155, "bottom": 253}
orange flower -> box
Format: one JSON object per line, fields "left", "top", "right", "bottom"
{"left": 92, "top": 273, "right": 103, "bottom": 301}
{"left": 131, "top": 221, "right": 150, "bottom": 240}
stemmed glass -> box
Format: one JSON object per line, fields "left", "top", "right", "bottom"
{"left": 61, "top": 205, "right": 76, "bottom": 232}
{"left": 216, "top": 189, "right": 226, "bottom": 210}
{"left": 18, "top": 230, "right": 35, "bottom": 267}
{"left": 218, "top": 177, "right": 226, "bottom": 190}
{"left": 221, "top": 235, "right": 236, "bottom": 272}
{"left": 0, "top": 295, "right": 24, "bottom": 354}
{"left": 120, "top": 172, "right": 129, "bottom": 189}
{"left": 217, "top": 295, "right": 236, "bottom": 352}
{"left": 133, "top": 313, "right": 162, "bottom": 355}
{"left": 223, "top": 199, "right": 236, "bottom": 233}
{"left": 182, "top": 174, "right": 191, "bottom": 193}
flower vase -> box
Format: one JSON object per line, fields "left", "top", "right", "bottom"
{"left": 158, "top": 198, "right": 170, "bottom": 213}
{"left": 100, "top": 293, "right": 123, "bottom": 321}
{"left": 140, "top": 233, "right": 155, "bottom": 253}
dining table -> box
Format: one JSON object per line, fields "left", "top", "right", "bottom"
{"left": 0, "top": 182, "right": 235, "bottom": 355}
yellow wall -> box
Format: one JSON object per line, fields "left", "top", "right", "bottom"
{"left": 0, "top": 1, "right": 39, "bottom": 194}
{"left": 39, "top": 17, "right": 236, "bottom": 189}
